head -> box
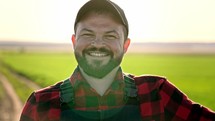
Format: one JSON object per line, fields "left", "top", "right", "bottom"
{"left": 72, "top": 0, "right": 130, "bottom": 78}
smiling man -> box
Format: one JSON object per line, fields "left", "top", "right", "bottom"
{"left": 20, "top": 0, "right": 215, "bottom": 121}
{"left": 72, "top": 10, "right": 130, "bottom": 96}
{"left": 73, "top": 12, "right": 129, "bottom": 79}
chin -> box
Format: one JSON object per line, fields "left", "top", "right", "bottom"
{"left": 75, "top": 52, "right": 123, "bottom": 78}
{"left": 82, "top": 64, "right": 117, "bottom": 78}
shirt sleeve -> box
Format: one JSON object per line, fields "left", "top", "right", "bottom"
{"left": 160, "top": 79, "right": 215, "bottom": 121}
{"left": 20, "top": 92, "right": 39, "bottom": 121}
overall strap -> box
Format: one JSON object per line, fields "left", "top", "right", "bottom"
{"left": 60, "top": 75, "right": 139, "bottom": 109}
{"left": 60, "top": 78, "right": 75, "bottom": 110}
{"left": 124, "top": 74, "right": 139, "bottom": 104}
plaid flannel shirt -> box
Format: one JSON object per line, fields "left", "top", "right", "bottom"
{"left": 60, "top": 67, "right": 126, "bottom": 111}
{"left": 20, "top": 68, "right": 215, "bottom": 121}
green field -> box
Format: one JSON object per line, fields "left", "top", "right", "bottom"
{"left": 0, "top": 52, "right": 215, "bottom": 110}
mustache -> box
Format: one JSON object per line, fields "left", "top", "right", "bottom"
{"left": 84, "top": 47, "right": 112, "bottom": 54}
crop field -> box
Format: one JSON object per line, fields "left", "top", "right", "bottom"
{"left": 0, "top": 52, "right": 215, "bottom": 110}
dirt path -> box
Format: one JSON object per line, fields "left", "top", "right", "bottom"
{"left": 0, "top": 78, "right": 13, "bottom": 121}
{"left": 0, "top": 73, "right": 23, "bottom": 121}
{"left": 0, "top": 70, "right": 41, "bottom": 121}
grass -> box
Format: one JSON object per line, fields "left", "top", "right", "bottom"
{"left": 0, "top": 52, "right": 77, "bottom": 86}
{"left": 0, "top": 52, "right": 215, "bottom": 110}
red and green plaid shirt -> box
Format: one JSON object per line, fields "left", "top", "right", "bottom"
{"left": 20, "top": 67, "right": 215, "bottom": 121}
{"left": 60, "top": 67, "right": 126, "bottom": 111}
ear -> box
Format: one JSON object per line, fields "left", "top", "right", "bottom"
{"left": 71, "top": 34, "right": 76, "bottom": 48}
{"left": 123, "top": 38, "right": 130, "bottom": 53}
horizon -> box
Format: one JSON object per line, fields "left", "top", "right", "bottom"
{"left": 1, "top": 40, "right": 215, "bottom": 54}
{"left": 1, "top": 40, "right": 215, "bottom": 44}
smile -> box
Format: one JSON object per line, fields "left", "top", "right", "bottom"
{"left": 87, "top": 51, "right": 109, "bottom": 57}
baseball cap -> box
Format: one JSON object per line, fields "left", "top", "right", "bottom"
{"left": 74, "top": 0, "right": 129, "bottom": 37}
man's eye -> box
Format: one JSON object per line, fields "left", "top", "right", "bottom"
{"left": 82, "top": 33, "right": 94, "bottom": 37}
{"left": 104, "top": 35, "right": 117, "bottom": 40}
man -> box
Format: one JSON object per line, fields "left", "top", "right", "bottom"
{"left": 20, "top": 0, "right": 215, "bottom": 121}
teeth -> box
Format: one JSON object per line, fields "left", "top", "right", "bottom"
{"left": 89, "top": 52, "right": 108, "bottom": 57}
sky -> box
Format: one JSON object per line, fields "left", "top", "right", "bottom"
{"left": 0, "top": 0, "right": 215, "bottom": 43}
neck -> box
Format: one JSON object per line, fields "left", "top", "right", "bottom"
{"left": 79, "top": 66, "right": 120, "bottom": 96}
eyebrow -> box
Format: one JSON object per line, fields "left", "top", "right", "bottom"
{"left": 80, "top": 28, "right": 119, "bottom": 35}
{"left": 80, "top": 28, "right": 93, "bottom": 33}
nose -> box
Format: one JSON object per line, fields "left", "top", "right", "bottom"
{"left": 91, "top": 38, "right": 105, "bottom": 48}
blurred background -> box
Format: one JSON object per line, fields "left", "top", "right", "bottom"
{"left": 0, "top": 0, "right": 215, "bottom": 121}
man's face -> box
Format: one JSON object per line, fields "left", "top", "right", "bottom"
{"left": 72, "top": 13, "right": 130, "bottom": 78}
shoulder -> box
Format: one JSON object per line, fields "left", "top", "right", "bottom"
{"left": 134, "top": 74, "right": 166, "bottom": 82}
{"left": 129, "top": 74, "right": 167, "bottom": 86}
{"left": 21, "top": 81, "right": 64, "bottom": 120}
{"left": 127, "top": 74, "right": 169, "bottom": 94}
{"left": 33, "top": 81, "right": 63, "bottom": 102}
{"left": 131, "top": 74, "right": 182, "bottom": 99}
{"left": 35, "top": 81, "right": 63, "bottom": 93}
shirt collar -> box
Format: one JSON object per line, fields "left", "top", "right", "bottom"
{"left": 69, "top": 66, "right": 124, "bottom": 90}
{"left": 60, "top": 66, "right": 137, "bottom": 104}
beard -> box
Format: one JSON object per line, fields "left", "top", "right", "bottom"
{"left": 74, "top": 47, "right": 124, "bottom": 78}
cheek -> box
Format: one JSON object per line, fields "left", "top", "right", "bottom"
{"left": 108, "top": 43, "right": 124, "bottom": 58}
{"left": 74, "top": 44, "right": 85, "bottom": 56}
{"left": 109, "top": 41, "right": 124, "bottom": 52}
{"left": 74, "top": 40, "right": 90, "bottom": 51}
